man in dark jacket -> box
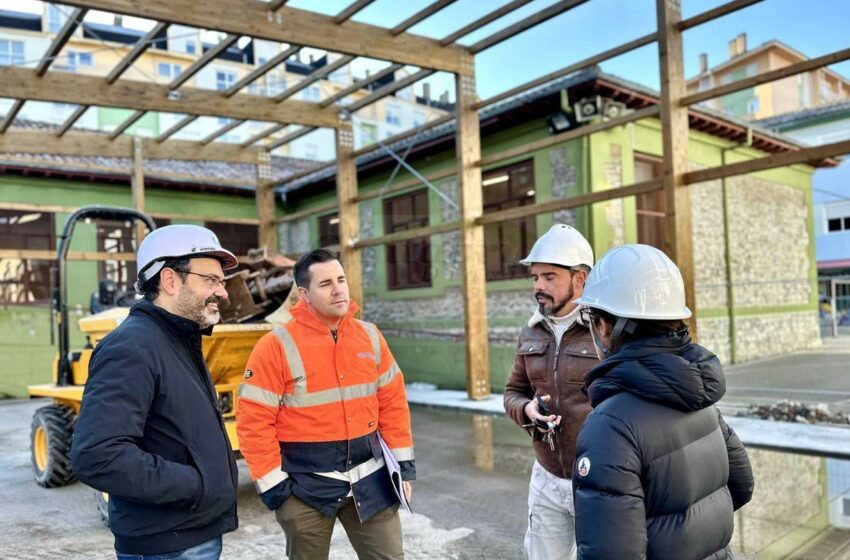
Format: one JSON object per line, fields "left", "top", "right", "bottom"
{"left": 504, "top": 224, "right": 598, "bottom": 560}
{"left": 70, "top": 225, "right": 241, "bottom": 559}
{"left": 572, "top": 244, "right": 754, "bottom": 559}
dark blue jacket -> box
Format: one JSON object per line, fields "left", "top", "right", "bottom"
{"left": 572, "top": 334, "right": 754, "bottom": 560}
{"left": 70, "top": 301, "right": 238, "bottom": 555}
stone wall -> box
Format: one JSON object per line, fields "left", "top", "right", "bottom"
{"left": 438, "top": 179, "right": 462, "bottom": 281}
{"left": 278, "top": 219, "right": 310, "bottom": 255}
{"left": 690, "top": 167, "right": 818, "bottom": 363}
{"left": 360, "top": 199, "right": 378, "bottom": 287}
{"left": 550, "top": 146, "right": 578, "bottom": 226}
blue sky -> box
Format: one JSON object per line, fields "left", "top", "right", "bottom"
{"left": 289, "top": 0, "right": 850, "bottom": 101}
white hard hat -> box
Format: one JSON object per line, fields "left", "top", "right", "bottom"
{"left": 573, "top": 244, "right": 691, "bottom": 320}
{"left": 136, "top": 224, "right": 238, "bottom": 289}
{"left": 520, "top": 224, "right": 594, "bottom": 268}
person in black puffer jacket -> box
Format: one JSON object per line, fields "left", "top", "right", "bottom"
{"left": 571, "top": 244, "right": 754, "bottom": 560}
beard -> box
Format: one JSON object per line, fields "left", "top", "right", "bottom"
{"left": 175, "top": 286, "right": 222, "bottom": 328}
{"left": 536, "top": 285, "right": 574, "bottom": 317}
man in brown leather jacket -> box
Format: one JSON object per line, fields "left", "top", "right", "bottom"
{"left": 504, "top": 224, "right": 597, "bottom": 560}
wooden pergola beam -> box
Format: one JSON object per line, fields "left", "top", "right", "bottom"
{"left": 108, "top": 110, "right": 146, "bottom": 140}
{"left": 266, "top": 126, "right": 315, "bottom": 151}
{"left": 168, "top": 34, "right": 240, "bottom": 91}
{"left": 657, "top": 0, "right": 696, "bottom": 338}
{"left": 156, "top": 114, "right": 197, "bottom": 142}
{"left": 223, "top": 45, "right": 300, "bottom": 98}
{"left": 242, "top": 123, "right": 287, "bottom": 147}
{"left": 200, "top": 119, "right": 245, "bottom": 145}
{"left": 36, "top": 7, "right": 88, "bottom": 76}
{"left": 273, "top": 55, "right": 355, "bottom": 102}
{"left": 677, "top": 0, "right": 764, "bottom": 31}
{"left": 345, "top": 69, "right": 434, "bottom": 113}
{"left": 106, "top": 21, "right": 169, "bottom": 83}
{"left": 469, "top": 0, "right": 589, "bottom": 54}
{"left": 319, "top": 63, "right": 403, "bottom": 108}
{"left": 275, "top": 200, "right": 338, "bottom": 223}
{"left": 335, "top": 0, "right": 377, "bottom": 24}
{"left": 0, "top": 66, "right": 339, "bottom": 127}
{"left": 0, "top": 100, "right": 25, "bottom": 134}
{"left": 60, "top": 0, "right": 469, "bottom": 74}
{"left": 439, "top": 0, "right": 533, "bottom": 46}
{"left": 56, "top": 105, "right": 88, "bottom": 137}
{"left": 391, "top": 0, "right": 458, "bottom": 36}
{"left": 354, "top": 220, "right": 460, "bottom": 249}
{"left": 335, "top": 121, "right": 362, "bottom": 307}
{"left": 0, "top": 128, "right": 261, "bottom": 163}
{"left": 683, "top": 138, "right": 850, "bottom": 184}
{"left": 0, "top": 201, "right": 260, "bottom": 224}
{"left": 682, "top": 46, "right": 850, "bottom": 106}
{"left": 473, "top": 32, "right": 657, "bottom": 110}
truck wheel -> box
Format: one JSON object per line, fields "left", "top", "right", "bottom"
{"left": 31, "top": 405, "right": 77, "bottom": 488}
{"left": 94, "top": 490, "right": 110, "bottom": 527}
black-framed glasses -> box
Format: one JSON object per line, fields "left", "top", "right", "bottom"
{"left": 173, "top": 269, "right": 226, "bottom": 289}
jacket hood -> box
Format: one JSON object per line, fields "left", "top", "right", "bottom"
{"left": 289, "top": 298, "right": 361, "bottom": 332}
{"left": 584, "top": 333, "right": 725, "bottom": 412}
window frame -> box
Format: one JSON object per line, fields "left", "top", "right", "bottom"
{"left": 0, "top": 210, "right": 56, "bottom": 306}
{"left": 482, "top": 160, "right": 537, "bottom": 281}
{"left": 383, "top": 189, "right": 431, "bottom": 290}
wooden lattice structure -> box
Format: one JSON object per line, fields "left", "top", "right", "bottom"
{"left": 0, "top": 0, "right": 848, "bottom": 398}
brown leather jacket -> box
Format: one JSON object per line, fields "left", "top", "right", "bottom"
{"left": 504, "top": 311, "right": 598, "bottom": 479}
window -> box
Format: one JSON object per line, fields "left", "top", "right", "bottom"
{"left": 48, "top": 4, "right": 65, "bottom": 34}
{"left": 0, "top": 40, "right": 25, "bottom": 66}
{"left": 412, "top": 110, "right": 426, "bottom": 127}
{"left": 302, "top": 86, "right": 321, "bottom": 101}
{"left": 61, "top": 50, "right": 93, "bottom": 72}
{"left": 798, "top": 74, "right": 812, "bottom": 106}
{"left": 827, "top": 216, "right": 850, "bottom": 233}
{"left": 97, "top": 221, "right": 138, "bottom": 292}
{"left": 747, "top": 96, "right": 760, "bottom": 115}
{"left": 185, "top": 41, "right": 196, "bottom": 55}
{"left": 359, "top": 123, "right": 378, "bottom": 146}
{"left": 634, "top": 154, "right": 666, "bottom": 250}
{"left": 482, "top": 162, "right": 537, "bottom": 280}
{"left": 215, "top": 69, "right": 237, "bottom": 91}
{"left": 385, "top": 104, "right": 401, "bottom": 126}
{"left": 203, "top": 221, "right": 258, "bottom": 258}
{"left": 157, "top": 62, "right": 182, "bottom": 79}
{"left": 384, "top": 190, "right": 431, "bottom": 289}
{"left": 0, "top": 210, "right": 55, "bottom": 305}
{"left": 266, "top": 74, "right": 285, "bottom": 96}
{"left": 318, "top": 213, "right": 340, "bottom": 249}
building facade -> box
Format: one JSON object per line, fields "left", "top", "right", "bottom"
{"left": 686, "top": 34, "right": 850, "bottom": 120}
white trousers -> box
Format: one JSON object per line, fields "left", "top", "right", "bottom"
{"left": 524, "top": 461, "right": 577, "bottom": 560}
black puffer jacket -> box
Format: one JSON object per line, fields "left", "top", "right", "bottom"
{"left": 572, "top": 334, "right": 754, "bottom": 560}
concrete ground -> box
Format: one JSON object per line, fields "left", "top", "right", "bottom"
{"left": 0, "top": 399, "right": 529, "bottom": 560}
{"left": 722, "top": 336, "right": 850, "bottom": 416}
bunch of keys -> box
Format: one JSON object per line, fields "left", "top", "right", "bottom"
{"left": 523, "top": 394, "right": 560, "bottom": 451}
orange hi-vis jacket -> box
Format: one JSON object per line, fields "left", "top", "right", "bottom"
{"left": 236, "top": 299, "right": 415, "bottom": 520}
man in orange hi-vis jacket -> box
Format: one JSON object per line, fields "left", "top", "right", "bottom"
{"left": 236, "top": 249, "right": 414, "bottom": 560}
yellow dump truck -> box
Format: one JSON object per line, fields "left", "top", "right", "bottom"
{"left": 28, "top": 206, "right": 290, "bottom": 500}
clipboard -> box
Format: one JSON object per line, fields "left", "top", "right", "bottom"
{"left": 377, "top": 432, "right": 412, "bottom": 514}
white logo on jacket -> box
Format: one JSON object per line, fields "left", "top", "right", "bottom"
{"left": 577, "top": 456, "right": 591, "bottom": 477}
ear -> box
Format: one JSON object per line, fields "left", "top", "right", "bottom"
{"left": 159, "top": 268, "right": 181, "bottom": 296}
{"left": 572, "top": 269, "right": 588, "bottom": 289}
{"left": 595, "top": 316, "right": 614, "bottom": 339}
{"left": 297, "top": 286, "right": 310, "bottom": 304}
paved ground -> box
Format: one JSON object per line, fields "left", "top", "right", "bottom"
{"left": 723, "top": 337, "right": 850, "bottom": 415}
{"left": 0, "top": 399, "right": 529, "bottom": 560}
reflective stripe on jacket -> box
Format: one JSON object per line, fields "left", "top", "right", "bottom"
{"left": 236, "top": 299, "right": 414, "bottom": 520}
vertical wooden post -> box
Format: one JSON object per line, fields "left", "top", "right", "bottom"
{"left": 455, "top": 54, "right": 490, "bottom": 400}
{"left": 657, "top": 0, "right": 697, "bottom": 339}
{"left": 335, "top": 120, "right": 363, "bottom": 308}
{"left": 255, "top": 150, "right": 277, "bottom": 254}
{"left": 131, "top": 137, "right": 147, "bottom": 243}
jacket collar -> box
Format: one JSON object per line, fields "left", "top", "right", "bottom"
{"left": 132, "top": 299, "right": 212, "bottom": 338}
{"left": 527, "top": 304, "right": 586, "bottom": 329}
{"left": 289, "top": 298, "right": 362, "bottom": 332}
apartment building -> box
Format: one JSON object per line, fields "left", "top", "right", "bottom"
{"left": 0, "top": 5, "right": 449, "bottom": 160}
{"left": 685, "top": 33, "right": 850, "bottom": 120}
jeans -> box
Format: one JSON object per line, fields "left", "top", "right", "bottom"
{"left": 116, "top": 536, "right": 222, "bottom": 560}
{"left": 524, "top": 461, "right": 577, "bottom": 560}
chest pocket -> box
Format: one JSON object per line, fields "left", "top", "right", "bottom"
{"left": 517, "top": 340, "right": 550, "bottom": 381}
{"left": 562, "top": 340, "right": 598, "bottom": 383}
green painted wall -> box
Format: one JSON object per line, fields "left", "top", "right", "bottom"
{"left": 0, "top": 176, "right": 267, "bottom": 397}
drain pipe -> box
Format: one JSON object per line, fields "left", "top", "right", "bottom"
{"left": 720, "top": 127, "right": 753, "bottom": 364}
